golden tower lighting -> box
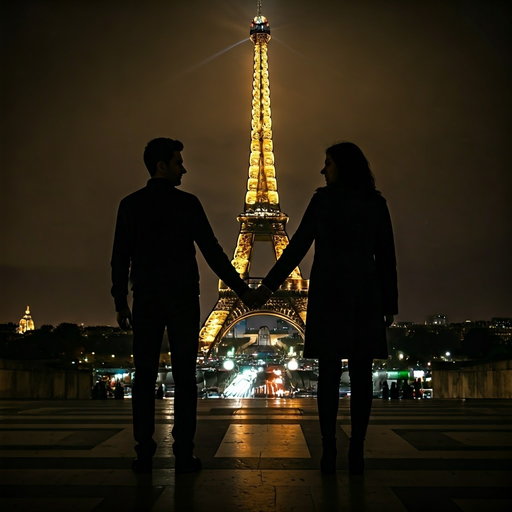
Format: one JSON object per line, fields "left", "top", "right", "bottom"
{"left": 198, "top": 2, "right": 309, "bottom": 355}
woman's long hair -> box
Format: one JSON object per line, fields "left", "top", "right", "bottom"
{"left": 326, "top": 142, "right": 379, "bottom": 195}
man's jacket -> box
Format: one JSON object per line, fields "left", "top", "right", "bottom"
{"left": 111, "top": 178, "right": 248, "bottom": 311}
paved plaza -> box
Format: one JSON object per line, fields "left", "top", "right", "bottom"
{"left": 0, "top": 397, "right": 511, "bottom": 511}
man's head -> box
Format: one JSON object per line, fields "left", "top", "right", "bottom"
{"left": 143, "top": 138, "right": 186, "bottom": 186}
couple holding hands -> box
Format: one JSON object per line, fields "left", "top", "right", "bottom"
{"left": 111, "top": 137, "right": 398, "bottom": 475}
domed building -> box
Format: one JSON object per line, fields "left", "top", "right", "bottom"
{"left": 257, "top": 326, "right": 271, "bottom": 346}
{"left": 18, "top": 306, "right": 35, "bottom": 334}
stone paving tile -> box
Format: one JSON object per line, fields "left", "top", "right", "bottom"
{"left": 215, "top": 424, "right": 310, "bottom": 458}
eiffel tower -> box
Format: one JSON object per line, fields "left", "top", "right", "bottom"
{"left": 199, "top": 2, "right": 309, "bottom": 355}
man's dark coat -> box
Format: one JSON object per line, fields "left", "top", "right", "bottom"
{"left": 111, "top": 178, "right": 248, "bottom": 311}
{"left": 262, "top": 186, "right": 398, "bottom": 360}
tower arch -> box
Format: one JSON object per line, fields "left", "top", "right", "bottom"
{"left": 207, "top": 309, "right": 305, "bottom": 357}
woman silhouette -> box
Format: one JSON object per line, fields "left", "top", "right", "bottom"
{"left": 256, "top": 142, "right": 398, "bottom": 474}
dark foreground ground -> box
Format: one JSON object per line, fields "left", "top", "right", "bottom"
{"left": 0, "top": 397, "right": 511, "bottom": 511}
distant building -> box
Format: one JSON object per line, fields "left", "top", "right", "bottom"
{"left": 17, "top": 306, "right": 35, "bottom": 334}
{"left": 393, "top": 322, "right": 413, "bottom": 328}
{"left": 463, "top": 319, "right": 490, "bottom": 328}
{"left": 257, "top": 326, "right": 271, "bottom": 346}
{"left": 491, "top": 318, "right": 512, "bottom": 329}
{"left": 426, "top": 314, "right": 447, "bottom": 326}
{"left": 234, "top": 319, "right": 247, "bottom": 338}
{"left": 276, "top": 318, "right": 289, "bottom": 332}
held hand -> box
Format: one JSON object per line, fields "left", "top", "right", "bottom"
{"left": 240, "top": 288, "right": 259, "bottom": 308}
{"left": 117, "top": 308, "right": 132, "bottom": 330}
{"left": 253, "top": 285, "right": 273, "bottom": 308}
{"left": 240, "top": 286, "right": 273, "bottom": 309}
{"left": 384, "top": 315, "right": 394, "bottom": 328}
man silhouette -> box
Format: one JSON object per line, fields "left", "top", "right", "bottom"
{"left": 111, "top": 137, "right": 255, "bottom": 474}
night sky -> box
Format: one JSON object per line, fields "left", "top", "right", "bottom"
{"left": 2, "top": 0, "right": 511, "bottom": 327}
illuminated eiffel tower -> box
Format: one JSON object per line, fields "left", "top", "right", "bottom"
{"left": 199, "top": 2, "right": 309, "bottom": 355}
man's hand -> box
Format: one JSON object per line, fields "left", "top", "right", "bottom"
{"left": 117, "top": 307, "right": 132, "bottom": 330}
{"left": 384, "top": 315, "right": 394, "bottom": 328}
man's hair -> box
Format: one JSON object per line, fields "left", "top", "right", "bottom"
{"left": 143, "top": 138, "right": 184, "bottom": 176}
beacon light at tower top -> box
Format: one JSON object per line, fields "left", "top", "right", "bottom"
{"left": 251, "top": 0, "right": 270, "bottom": 36}
{"left": 250, "top": 15, "right": 270, "bottom": 34}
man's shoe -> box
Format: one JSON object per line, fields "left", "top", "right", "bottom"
{"left": 175, "top": 456, "right": 202, "bottom": 475}
{"left": 132, "top": 457, "right": 152, "bottom": 474}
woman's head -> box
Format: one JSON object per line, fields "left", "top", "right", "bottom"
{"left": 321, "top": 142, "right": 376, "bottom": 193}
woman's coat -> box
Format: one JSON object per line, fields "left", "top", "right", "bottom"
{"left": 262, "top": 186, "right": 398, "bottom": 360}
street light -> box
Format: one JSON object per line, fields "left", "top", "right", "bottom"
{"left": 287, "top": 359, "right": 298, "bottom": 371}
{"left": 223, "top": 359, "right": 235, "bottom": 371}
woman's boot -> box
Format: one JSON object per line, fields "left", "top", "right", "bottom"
{"left": 320, "top": 438, "right": 337, "bottom": 475}
{"left": 348, "top": 437, "right": 365, "bottom": 475}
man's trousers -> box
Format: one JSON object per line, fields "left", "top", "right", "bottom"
{"left": 131, "top": 293, "right": 200, "bottom": 459}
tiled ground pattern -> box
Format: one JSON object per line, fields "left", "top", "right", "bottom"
{"left": 0, "top": 398, "right": 511, "bottom": 511}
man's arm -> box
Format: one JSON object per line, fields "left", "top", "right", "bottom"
{"left": 111, "top": 201, "right": 132, "bottom": 328}
{"left": 192, "top": 196, "right": 250, "bottom": 299}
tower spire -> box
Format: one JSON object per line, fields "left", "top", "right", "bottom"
{"left": 246, "top": 3, "right": 278, "bottom": 211}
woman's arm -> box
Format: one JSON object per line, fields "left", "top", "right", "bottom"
{"left": 262, "top": 195, "right": 317, "bottom": 292}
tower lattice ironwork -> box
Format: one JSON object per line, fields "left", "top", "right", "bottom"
{"left": 199, "top": 3, "right": 309, "bottom": 355}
